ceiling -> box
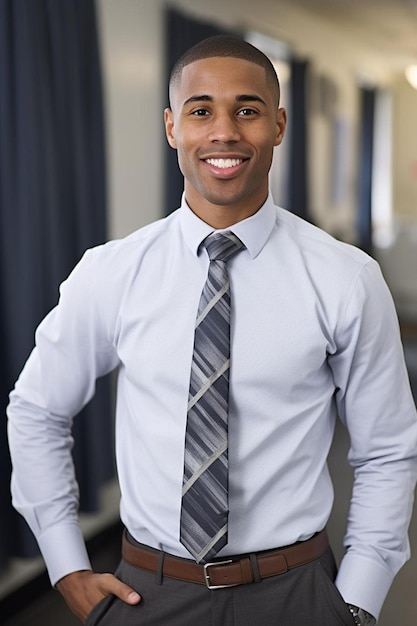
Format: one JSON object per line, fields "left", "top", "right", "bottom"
{"left": 290, "top": 0, "right": 417, "bottom": 73}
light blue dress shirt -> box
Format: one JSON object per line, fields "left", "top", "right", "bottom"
{"left": 8, "top": 195, "right": 417, "bottom": 619}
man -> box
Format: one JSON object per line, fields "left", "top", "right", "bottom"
{"left": 7, "top": 35, "right": 417, "bottom": 625}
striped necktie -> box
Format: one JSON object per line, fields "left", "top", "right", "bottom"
{"left": 180, "top": 231, "right": 245, "bottom": 563}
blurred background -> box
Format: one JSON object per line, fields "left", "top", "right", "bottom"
{"left": 0, "top": 0, "right": 416, "bottom": 624}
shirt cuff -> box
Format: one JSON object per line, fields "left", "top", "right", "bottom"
{"left": 37, "top": 523, "right": 92, "bottom": 587}
{"left": 335, "top": 552, "right": 393, "bottom": 621}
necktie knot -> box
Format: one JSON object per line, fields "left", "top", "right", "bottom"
{"left": 204, "top": 231, "right": 245, "bottom": 262}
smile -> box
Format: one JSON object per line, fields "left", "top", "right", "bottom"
{"left": 205, "top": 158, "right": 244, "bottom": 169}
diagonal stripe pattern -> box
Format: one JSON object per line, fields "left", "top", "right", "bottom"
{"left": 180, "top": 231, "right": 245, "bottom": 563}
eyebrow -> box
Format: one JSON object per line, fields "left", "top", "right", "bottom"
{"left": 183, "top": 94, "right": 267, "bottom": 107}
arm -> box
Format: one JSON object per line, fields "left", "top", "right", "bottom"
{"left": 7, "top": 248, "right": 140, "bottom": 620}
{"left": 328, "top": 259, "right": 417, "bottom": 620}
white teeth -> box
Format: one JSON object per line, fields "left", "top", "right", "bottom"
{"left": 206, "top": 158, "right": 243, "bottom": 169}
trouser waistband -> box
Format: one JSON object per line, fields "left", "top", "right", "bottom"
{"left": 122, "top": 529, "right": 329, "bottom": 589}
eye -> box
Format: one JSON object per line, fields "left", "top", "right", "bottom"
{"left": 191, "top": 108, "right": 210, "bottom": 116}
{"left": 237, "top": 108, "right": 258, "bottom": 117}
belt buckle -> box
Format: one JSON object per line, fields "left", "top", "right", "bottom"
{"left": 203, "top": 559, "right": 237, "bottom": 589}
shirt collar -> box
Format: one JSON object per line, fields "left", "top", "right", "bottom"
{"left": 179, "top": 193, "right": 276, "bottom": 259}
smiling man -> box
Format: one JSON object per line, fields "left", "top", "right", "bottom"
{"left": 7, "top": 36, "right": 417, "bottom": 626}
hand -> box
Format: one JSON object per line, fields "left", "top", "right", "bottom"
{"left": 56, "top": 569, "right": 141, "bottom": 624}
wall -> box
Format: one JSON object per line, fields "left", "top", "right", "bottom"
{"left": 97, "top": 0, "right": 165, "bottom": 239}
{"left": 393, "top": 76, "right": 417, "bottom": 220}
{"left": 374, "top": 75, "right": 417, "bottom": 318}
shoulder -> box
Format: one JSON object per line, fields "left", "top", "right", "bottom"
{"left": 275, "top": 206, "right": 370, "bottom": 266}
{"left": 271, "top": 206, "right": 392, "bottom": 317}
{"left": 81, "top": 209, "right": 181, "bottom": 275}
{"left": 60, "top": 210, "right": 182, "bottom": 304}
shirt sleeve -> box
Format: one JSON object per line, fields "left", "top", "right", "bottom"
{"left": 328, "top": 258, "right": 417, "bottom": 620}
{"left": 7, "top": 248, "right": 119, "bottom": 586}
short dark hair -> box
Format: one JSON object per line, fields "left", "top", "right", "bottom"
{"left": 169, "top": 35, "right": 280, "bottom": 106}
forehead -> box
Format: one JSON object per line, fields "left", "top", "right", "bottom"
{"left": 171, "top": 56, "right": 271, "bottom": 108}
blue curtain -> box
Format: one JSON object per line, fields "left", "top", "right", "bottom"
{"left": 288, "top": 58, "right": 311, "bottom": 222}
{"left": 164, "top": 8, "right": 238, "bottom": 215}
{"left": 357, "top": 86, "right": 375, "bottom": 254}
{"left": 0, "top": 0, "right": 114, "bottom": 568}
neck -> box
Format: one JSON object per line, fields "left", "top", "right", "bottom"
{"left": 185, "top": 196, "right": 268, "bottom": 229}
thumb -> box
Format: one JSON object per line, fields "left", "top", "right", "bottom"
{"left": 98, "top": 573, "right": 141, "bottom": 605}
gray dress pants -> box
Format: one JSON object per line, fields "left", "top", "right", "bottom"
{"left": 85, "top": 546, "right": 355, "bottom": 626}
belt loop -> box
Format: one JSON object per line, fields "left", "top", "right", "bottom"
{"left": 156, "top": 548, "right": 165, "bottom": 585}
{"left": 249, "top": 553, "right": 261, "bottom": 583}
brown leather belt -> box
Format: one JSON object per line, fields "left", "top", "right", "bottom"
{"left": 122, "top": 529, "right": 329, "bottom": 589}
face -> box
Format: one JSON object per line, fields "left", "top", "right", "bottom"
{"left": 165, "top": 56, "right": 286, "bottom": 228}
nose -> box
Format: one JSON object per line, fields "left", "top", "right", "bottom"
{"left": 207, "top": 113, "right": 241, "bottom": 143}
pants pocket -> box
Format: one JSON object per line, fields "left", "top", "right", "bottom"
{"left": 85, "top": 594, "right": 115, "bottom": 626}
{"left": 315, "top": 561, "right": 356, "bottom": 626}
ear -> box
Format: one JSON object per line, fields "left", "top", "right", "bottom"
{"left": 274, "top": 107, "right": 287, "bottom": 147}
{"left": 164, "top": 108, "right": 177, "bottom": 149}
